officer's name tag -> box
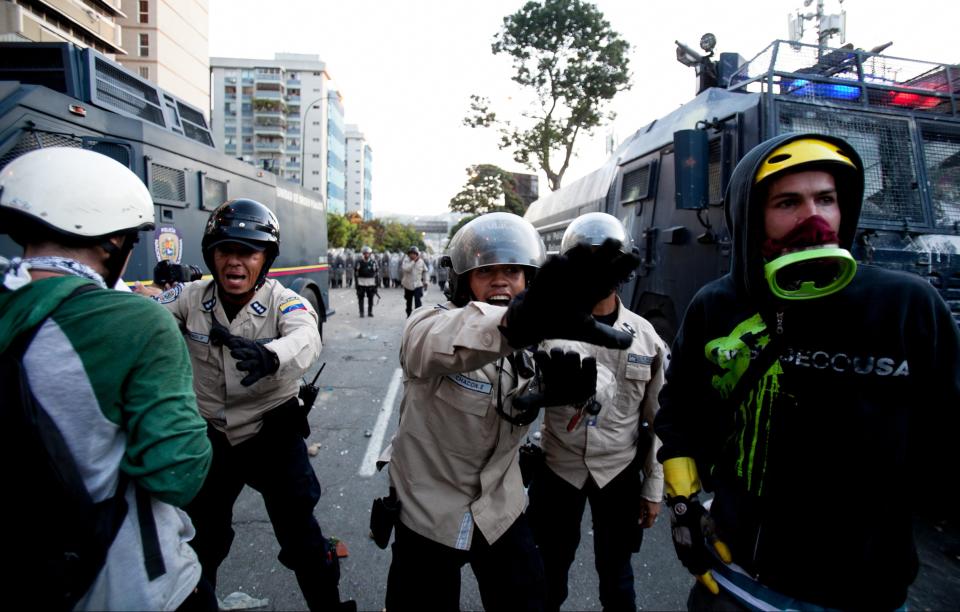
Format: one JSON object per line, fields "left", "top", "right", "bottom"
{"left": 446, "top": 373, "right": 492, "bottom": 394}
{"left": 188, "top": 331, "right": 209, "bottom": 344}
{"left": 628, "top": 353, "right": 654, "bottom": 365}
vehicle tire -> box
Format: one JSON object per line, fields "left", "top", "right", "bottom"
{"left": 300, "top": 288, "right": 324, "bottom": 340}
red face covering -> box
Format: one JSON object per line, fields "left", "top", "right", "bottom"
{"left": 760, "top": 215, "right": 839, "bottom": 260}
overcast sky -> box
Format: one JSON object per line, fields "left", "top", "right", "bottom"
{"left": 208, "top": 0, "right": 957, "bottom": 217}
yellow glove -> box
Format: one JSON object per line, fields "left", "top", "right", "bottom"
{"left": 663, "top": 457, "right": 733, "bottom": 595}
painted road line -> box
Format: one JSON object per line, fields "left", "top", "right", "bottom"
{"left": 359, "top": 367, "right": 402, "bottom": 477}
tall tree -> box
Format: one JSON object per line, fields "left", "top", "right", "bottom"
{"left": 465, "top": 0, "right": 630, "bottom": 191}
{"left": 449, "top": 164, "right": 526, "bottom": 216}
{"left": 327, "top": 212, "right": 352, "bottom": 248}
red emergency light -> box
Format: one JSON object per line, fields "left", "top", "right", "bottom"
{"left": 888, "top": 91, "right": 942, "bottom": 109}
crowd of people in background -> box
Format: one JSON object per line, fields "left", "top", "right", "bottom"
{"left": 327, "top": 247, "right": 444, "bottom": 293}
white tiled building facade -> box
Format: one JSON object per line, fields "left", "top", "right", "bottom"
{"left": 210, "top": 53, "right": 349, "bottom": 213}
{"left": 345, "top": 124, "right": 373, "bottom": 220}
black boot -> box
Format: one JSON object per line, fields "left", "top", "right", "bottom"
{"left": 293, "top": 542, "right": 356, "bottom": 612}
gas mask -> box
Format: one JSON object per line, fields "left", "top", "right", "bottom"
{"left": 761, "top": 215, "right": 856, "bottom": 300}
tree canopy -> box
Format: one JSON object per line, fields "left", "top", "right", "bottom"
{"left": 464, "top": 0, "right": 631, "bottom": 191}
{"left": 448, "top": 164, "right": 527, "bottom": 216}
{"left": 327, "top": 212, "right": 425, "bottom": 252}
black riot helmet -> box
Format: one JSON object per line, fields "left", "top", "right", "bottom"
{"left": 441, "top": 212, "right": 546, "bottom": 307}
{"left": 202, "top": 199, "right": 280, "bottom": 290}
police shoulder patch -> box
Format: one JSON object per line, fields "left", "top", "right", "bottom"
{"left": 156, "top": 284, "right": 182, "bottom": 304}
{"left": 279, "top": 298, "right": 307, "bottom": 315}
{"left": 250, "top": 301, "right": 267, "bottom": 315}
{"left": 202, "top": 296, "right": 217, "bottom": 312}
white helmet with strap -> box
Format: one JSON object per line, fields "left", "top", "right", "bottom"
{"left": 0, "top": 147, "right": 155, "bottom": 239}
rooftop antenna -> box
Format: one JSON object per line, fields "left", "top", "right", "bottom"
{"left": 788, "top": 0, "right": 847, "bottom": 58}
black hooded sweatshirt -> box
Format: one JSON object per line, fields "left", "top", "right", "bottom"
{"left": 655, "top": 132, "right": 960, "bottom": 609}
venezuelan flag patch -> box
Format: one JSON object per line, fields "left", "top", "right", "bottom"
{"left": 279, "top": 298, "right": 307, "bottom": 315}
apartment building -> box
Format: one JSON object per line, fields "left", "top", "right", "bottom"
{"left": 211, "top": 53, "right": 347, "bottom": 213}
{"left": 116, "top": 0, "right": 209, "bottom": 115}
{"left": 0, "top": 0, "right": 125, "bottom": 56}
{"left": 345, "top": 124, "right": 373, "bottom": 220}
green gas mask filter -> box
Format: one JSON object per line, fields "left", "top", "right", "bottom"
{"left": 764, "top": 246, "right": 857, "bottom": 300}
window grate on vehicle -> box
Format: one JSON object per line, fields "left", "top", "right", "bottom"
{"left": 0, "top": 131, "right": 82, "bottom": 169}
{"left": 94, "top": 57, "right": 164, "bottom": 127}
{"left": 919, "top": 127, "right": 960, "bottom": 230}
{"left": 150, "top": 162, "right": 186, "bottom": 203}
{"left": 708, "top": 138, "right": 723, "bottom": 204}
{"left": 202, "top": 175, "right": 227, "bottom": 210}
{"left": 777, "top": 102, "right": 924, "bottom": 226}
{"left": 620, "top": 165, "right": 651, "bottom": 204}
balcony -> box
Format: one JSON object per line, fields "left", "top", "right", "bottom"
{"left": 254, "top": 140, "right": 284, "bottom": 151}
{"left": 253, "top": 90, "right": 283, "bottom": 101}
{"left": 254, "top": 125, "right": 286, "bottom": 137}
{"left": 254, "top": 72, "right": 282, "bottom": 82}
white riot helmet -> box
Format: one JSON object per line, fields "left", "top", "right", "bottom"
{"left": 0, "top": 147, "right": 155, "bottom": 285}
{"left": 560, "top": 212, "right": 633, "bottom": 255}
{"left": 441, "top": 212, "right": 546, "bottom": 306}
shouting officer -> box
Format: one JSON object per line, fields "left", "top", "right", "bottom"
{"left": 355, "top": 245, "right": 379, "bottom": 318}
{"left": 382, "top": 212, "right": 640, "bottom": 610}
{"left": 525, "top": 213, "right": 668, "bottom": 612}
{"left": 1, "top": 148, "right": 214, "bottom": 610}
{"left": 146, "top": 199, "right": 354, "bottom": 611}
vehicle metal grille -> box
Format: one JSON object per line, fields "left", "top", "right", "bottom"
{"left": 776, "top": 102, "right": 925, "bottom": 227}
{"left": 0, "top": 131, "right": 82, "bottom": 169}
{"left": 150, "top": 162, "right": 187, "bottom": 203}
{"left": 919, "top": 127, "right": 960, "bottom": 230}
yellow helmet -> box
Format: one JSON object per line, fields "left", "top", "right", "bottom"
{"left": 754, "top": 137, "right": 857, "bottom": 185}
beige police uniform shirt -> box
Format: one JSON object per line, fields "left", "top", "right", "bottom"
{"left": 158, "top": 278, "right": 321, "bottom": 445}
{"left": 387, "top": 301, "right": 534, "bottom": 550}
{"left": 400, "top": 257, "right": 427, "bottom": 291}
{"left": 540, "top": 299, "right": 667, "bottom": 502}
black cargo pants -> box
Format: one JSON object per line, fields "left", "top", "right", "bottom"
{"left": 526, "top": 461, "right": 645, "bottom": 612}
{"left": 184, "top": 400, "right": 343, "bottom": 610}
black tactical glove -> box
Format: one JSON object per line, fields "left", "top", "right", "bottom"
{"left": 500, "top": 238, "right": 639, "bottom": 350}
{"left": 667, "top": 494, "right": 732, "bottom": 594}
{"left": 512, "top": 348, "right": 598, "bottom": 414}
{"left": 224, "top": 335, "right": 280, "bottom": 386}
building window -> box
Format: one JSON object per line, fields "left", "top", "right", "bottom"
{"left": 139, "top": 66, "right": 149, "bottom": 79}
{"left": 138, "top": 33, "right": 149, "bottom": 57}
{"left": 139, "top": 0, "right": 149, "bottom": 23}
{"left": 312, "top": 154, "right": 320, "bottom": 158}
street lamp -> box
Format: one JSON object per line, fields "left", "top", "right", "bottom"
{"left": 300, "top": 96, "right": 325, "bottom": 187}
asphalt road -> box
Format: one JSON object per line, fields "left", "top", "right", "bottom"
{"left": 214, "top": 285, "right": 959, "bottom": 611}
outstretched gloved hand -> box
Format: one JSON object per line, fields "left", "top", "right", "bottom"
{"left": 500, "top": 238, "right": 639, "bottom": 350}
{"left": 224, "top": 335, "right": 280, "bottom": 386}
{"left": 663, "top": 457, "right": 732, "bottom": 594}
{"left": 512, "top": 348, "right": 598, "bottom": 415}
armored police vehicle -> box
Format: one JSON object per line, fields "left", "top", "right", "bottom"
{"left": 524, "top": 37, "right": 959, "bottom": 342}
{"left": 0, "top": 42, "right": 332, "bottom": 332}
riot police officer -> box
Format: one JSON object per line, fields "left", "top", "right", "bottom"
{"left": 525, "top": 213, "right": 668, "bottom": 612}
{"left": 151, "top": 199, "right": 354, "bottom": 611}
{"left": 381, "top": 212, "right": 639, "bottom": 610}
{"left": 354, "top": 245, "right": 379, "bottom": 317}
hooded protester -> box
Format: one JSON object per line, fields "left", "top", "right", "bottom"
{"left": 654, "top": 133, "right": 960, "bottom": 610}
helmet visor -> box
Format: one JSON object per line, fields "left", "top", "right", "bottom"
{"left": 446, "top": 213, "right": 546, "bottom": 274}
{"left": 560, "top": 212, "right": 632, "bottom": 255}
